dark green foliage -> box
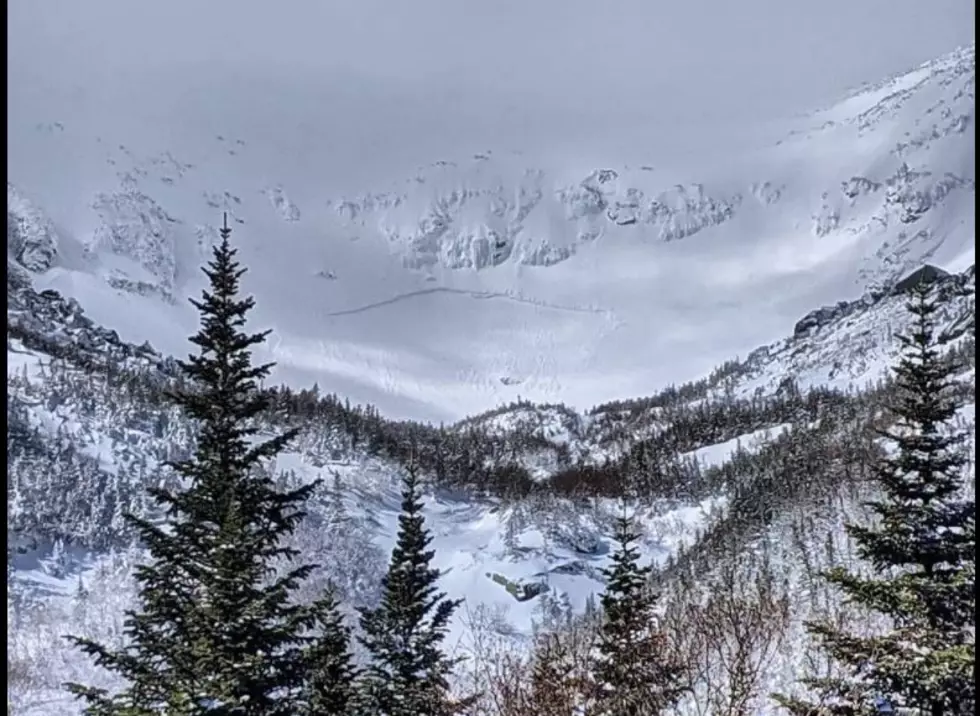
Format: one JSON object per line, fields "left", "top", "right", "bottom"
{"left": 773, "top": 284, "right": 975, "bottom": 715}
{"left": 265, "top": 376, "right": 860, "bottom": 501}
{"left": 591, "top": 515, "right": 688, "bottom": 716}
{"left": 358, "top": 462, "right": 474, "bottom": 716}
{"left": 64, "top": 219, "right": 324, "bottom": 714}
{"left": 303, "top": 588, "right": 359, "bottom": 716}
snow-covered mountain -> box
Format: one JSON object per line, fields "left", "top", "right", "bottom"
{"left": 331, "top": 45, "right": 974, "bottom": 283}
{"left": 7, "top": 42, "right": 975, "bottom": 422}
{"left": 7, "top": 3, "right": 976, "bottom": 710}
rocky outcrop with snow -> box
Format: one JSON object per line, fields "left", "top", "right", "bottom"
{"left": 332, "top": 163, "right": 747, "bottom": 270}
{"left": 265, "top": 185, "right": 301, "bottom": 222}
{"left": 328, "top": 46, "right": 973, "bottom": 281}
{"left": 89, "top": 187, "right": 181, "bottom": 297}
{"left": 744, "top": 264, "right": 975, "bottom": 392}
{"left": 8, "top": 280, "right": 173, "bottom": 375}
{"left": 7, "top": 182, "right": 60, "bottom": 273}
{"left": 791, "top": 263, "right": 958, "bottom": 338}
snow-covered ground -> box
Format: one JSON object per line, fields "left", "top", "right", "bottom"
{"left": 681, "top": 424, "right": 794, "bottom": 468}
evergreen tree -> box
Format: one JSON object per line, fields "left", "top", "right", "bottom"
{"left": 65, "top": 216, "right": 324, "bottom": 714}
{"left": 589, "top": 514, "right": 688, "bottom": 716}
{"left": 525, "top": 630, "right": 587, "bottom": 716}
{"left": 302, "top": 587, "right": 359, "bottom": 715}
{"left": 774, "top": 282, "right": 975, "bottom": 715}
{"left": 358, "top": 462, "right": 474, "bottom": 716}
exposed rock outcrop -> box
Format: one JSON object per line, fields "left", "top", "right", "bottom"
{"left": 8, "top": 280, "right": 177, "bottom": 377}
{"left": 893, "top": 263, "right": 951, "bottom": 293}
{"left": 7, "top": 183, "right": 60, "bottom": 273}
{"left": 486, "top": 572, "right": 549, "bottom": 602}
{"left": 89, "top": 187, "right": 180, "bottom": 297}
{"left": 792, "top": 264, "right": 970, "bottom": 339}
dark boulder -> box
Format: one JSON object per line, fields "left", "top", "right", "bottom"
{"left": 892, "top": 264, "right": 950, "bottom": 294}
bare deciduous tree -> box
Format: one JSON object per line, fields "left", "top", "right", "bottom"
{"left": 664, "top": 552, "right": 791, "bottom": 716}
{"left": 460, "top": 601, "right": 599, "bottom": 716}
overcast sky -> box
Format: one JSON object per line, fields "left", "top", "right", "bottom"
{"left": 8, "top": 0, "right": 975, "bottom": 183}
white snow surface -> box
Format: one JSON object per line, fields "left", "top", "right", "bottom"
{"left": 681, "top": 424, "right": 794, "bottom": 469}
{"left": 7, "top": 0, "right": 975, "bottom": 423}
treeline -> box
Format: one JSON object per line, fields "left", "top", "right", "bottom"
{"left": 263, "top": 377, "right": 860, "bottom": 501}
{"left": 9, "top": 253, "right": 973, "bottom": 523}
{"left": 7, "top": 261, "right": 974, "bottom": 560}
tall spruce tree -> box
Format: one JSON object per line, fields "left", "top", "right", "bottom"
{"left": 590, "top": 514, "right": 688, "bottom": 716}
{"left": 65, "top": 215, "right": 324, "bottom": 714}
{"left": 357, "top": 461, "right": 474, "bottom": 716}
{"left": 774, "top": 282, "right": 975, "bottom": 715}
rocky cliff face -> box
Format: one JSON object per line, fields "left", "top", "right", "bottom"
{"left": 8, "top": 277, "right": 175, "bottom": 377}
{"left": 7, "top": 183, "right": 60, "bottom": 273}
{"left": 88, "top": 187, "right": 182, "bottom": 299}
{"left": 331, "top": 164, "right": 749, "bottom": 271}
{"left": 791, "top": 263, "right": 971, "bottom": 339}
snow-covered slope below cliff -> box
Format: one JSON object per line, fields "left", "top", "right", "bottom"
{"left": 8, "top": 41, "right": 975, "bottom": 421}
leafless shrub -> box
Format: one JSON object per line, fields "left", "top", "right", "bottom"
{"left": 664, "top": 551, "right": 791, "bottom": 716}
{"left": 460, "top": 601, "right": 599, "bottom": 716}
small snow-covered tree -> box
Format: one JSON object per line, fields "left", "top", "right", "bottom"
{"left": 358, "top": 462, "right": 475, "bottom": 716}
{"left": 589, "top": 515, "right": 687, "bottom": 716}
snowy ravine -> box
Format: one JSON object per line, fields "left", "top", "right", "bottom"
{"left": 7, "top": 36, "right": 977, "bottom": 716}
{"left": 6, "top": 249, "right": 974, "bottom": 714}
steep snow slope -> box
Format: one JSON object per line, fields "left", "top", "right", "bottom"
{"left": 332, "top": 45, "right": 974, "bottom": 284}
{"left": 7, "top": 46, "right": 975, "bottom": 421}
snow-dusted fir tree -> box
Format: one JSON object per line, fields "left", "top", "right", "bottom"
{"left": 302, "top": 586, "right": 360, "bottom": 715}
{"left": 357, "top": 462, "right": 474, "bottom": 716}
{"left": 774, "top": 282, "right": 975, "bottom": 715}
{"left": 65, "top": 216, "right": 327, "bottom": 714}
{"left": 589, "top": 514, "right": 688, "bottom": 716}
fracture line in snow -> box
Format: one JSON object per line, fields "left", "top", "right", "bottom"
{"left": 322, "top": 287, "right": 613, "bottom": 317}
